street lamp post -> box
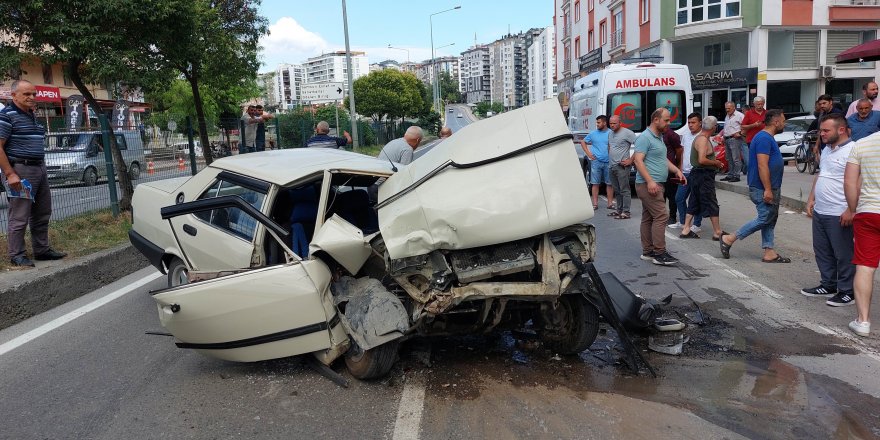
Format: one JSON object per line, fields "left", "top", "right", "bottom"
{"left": 430, "top": 6, "right": 461, "bottom": 114}
{"left": 342, "top": 0, "right": 358, "bottom": 148}
{"left": 387, "top": 44, "right": 410, "bottom": 64}
{"left": 435, "top": 42, "right": 455, "bottom": 108}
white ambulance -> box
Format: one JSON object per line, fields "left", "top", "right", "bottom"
{"left": 568, "top": 62, "right": 694, "bottom": 136}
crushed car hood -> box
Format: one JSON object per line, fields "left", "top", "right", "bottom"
{"left": 377, "top": 99, "right": 593, "bottom": 260}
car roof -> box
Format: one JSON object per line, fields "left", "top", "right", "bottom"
{"left": 209, "top": 148, "right": 394, "bottom": 186}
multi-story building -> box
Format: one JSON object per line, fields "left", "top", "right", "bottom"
{"left": 414, "top": 56, "right": 460, "bottom": 87}
{"left": 460, "top": 45, "right": 491, "bottom": 104}
{"left": 270, "top": 64, "right": 305, "bottom": 110}
{"left": 257, "top": 72, "right": 278, "bottom": 109}
{"left": 528, "top": 26, "right": 557, "bottom": 104}
{"left": 369, "top": 60, "right": 401, "bottom": 72}
{"left": 554, "top": 0, "right": 880, "bottom": 120}
{"left": 304, "top": 51, "right": 369, "bottom": 91}
{"left": 490, "top": 33, "right": 527, "bottom": 109}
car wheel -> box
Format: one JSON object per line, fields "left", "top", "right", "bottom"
{"left": 167, "top": 257, "right": 189, "bottom": 288}
{"left": 129, "top": 162, "right": 141, "bottom": 180}
{"left": 540, "top": 294, "right": 599, "bottom": 355}
{"left": 82, "top": 167, "right": 98, "bottom": 186}
{"left": 345, "top": 340, "right": 398, "bottom": 380}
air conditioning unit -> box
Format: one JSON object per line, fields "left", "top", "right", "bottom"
{"left": 820, "top": 65, "right": 837, "bottom": 78}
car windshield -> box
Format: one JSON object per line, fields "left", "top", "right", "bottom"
{"left": 785, "top": 119, "right": 812, "bottom": 133}
{"left": 44, "top": 134, "right": 95, "bottom": 152}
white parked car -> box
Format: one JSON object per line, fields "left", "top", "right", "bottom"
{"left": 129, "top": 100, "right": 615, "bottom": 379}
{"left": 775, "top": 115, "right": 815, "bottom": 158}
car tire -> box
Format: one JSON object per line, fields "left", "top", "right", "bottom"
{"left": 344, "top": 340, "right": 398, "bottom": 380}
{"left": 83, "top": 167, "right": 98, "bottom": 186}
{"left": 129, "top": 162, "right": 141, "bottom": 180}
{"left": 167, "top": 257, "right": 189, "bottom": 288}
{"left": 540, "top": 294, "right": 600, "bottom": 355}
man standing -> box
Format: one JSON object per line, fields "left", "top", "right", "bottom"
{"left": 378, "top": 126, "right": 423, "bottom": 166}
{"left": 721, "top": 101, "right": 745, "bottom": 182}
{"left": 802, "top": 114, "right": 856, "bottom": 307}
{"left": 845, "top": 82, "right": 880, "bottom": 117}
{"left": 306, "top": 121, "right": 352, "bottom": 148}
{"left": 809, "top": 95, "right": 846, "bottom": 161}
{"left": 720, "top": 110, "right": 790, "bottom": 263}
{"left": 253, "top": 105, "right": 274, "bottom": 152}
{"left": 240, "top": 105, "right": 261, "bottom": 154}
{"left": 0, "top": 80, "right": 66, "bottom": 267}
{"left": 679, "top": 116, "right": 725, "bottom": 241}
{"left": 844, "top": 130, "right": 880, "bottom": 337}
{"left": 673, "top": 113, "right": 704, "bottom": 232}
{"left": 580, "top": 115, "right": 614, "bottom": 210}
{"left": 663, "top": 127, "right": 684, "bottom": 227}
{"left": 740, "top": 96, "right": 767, "bottom": 174}
{"left": 633, "top": 108, "right": 686, "bottom": 266}
{"left": 846, "top": 99, "right": 880, "bottom": 142}
{"left": 607, "top": 115, "right": 636, "bottom": 219}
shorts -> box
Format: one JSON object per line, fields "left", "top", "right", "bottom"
{"left": 686, "top": 168, "right": 720, "bottom": 217}
{"left": 590, "top": 160, "right": 610, "bottom": 185}
{"left": 853, "top": 212, "right": 880, "bottom": 268}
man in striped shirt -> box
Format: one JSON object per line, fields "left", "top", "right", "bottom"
{"left": 0, "top": 80, "right": 66, "bottom": 267}
{"left": 305, "top": 121, "right": 351, "bottom": 149}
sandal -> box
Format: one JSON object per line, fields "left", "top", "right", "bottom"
{"left": 712, "top": 231, "right": 729, "bottom": 241}
{"left": 762, "top": 255, "right": 791, "bottom": 263}
{"left": 719, "top": 234, "right": 732, "bottom": 259}
{"left": 608, "top": 211, "right": 620, "bottom": 216}
{"left": 679, "top": 231, "right": 700, "bottom": 239}
{"left": 593, "top": 204, "right": 599, "bottom": 210}
{"left": 615, "top": 212, "right": 631, "bottom": 219}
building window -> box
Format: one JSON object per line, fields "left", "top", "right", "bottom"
{"left": 575, "top": 0, "right": 581, "bottom": 22}
{"left": 599, "top": 20, "right": 607, "bottom": 46}
{"left": 575, "top": 37, "right": 581, "bottom": 57}
{"left": 677, "top": 0, "right": 740, "bottom": 25}
{"left": 42, "top": 63, "right": 53, "bottom": 84}
{"left": 62, "top": 65, "right": 72, "bottom": 86}
{"left": 588, "top": 0, "right": 594, "bottom": 11}
{"left": 589, "top": 30, "right": 595, "bottom": 51}
{"left": 640, "top": 0, "right": 650, "bottom": 24}
{"left": 612, "top": 11, "right": 624, "bottom": 47}
{"left": 704, "top": 42, "right": 731, "bottom": 67}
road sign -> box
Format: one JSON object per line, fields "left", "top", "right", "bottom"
{"left": 301, "top": 82, "right": 345, "bottom": 102}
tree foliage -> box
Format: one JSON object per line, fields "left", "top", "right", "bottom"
{"left": 346, "top": 70, "right": 427, "bottom": 121}
{"left": 474, "top": 101, "right": 504, "bottom": 118}
{"left": 438, "top": 72, "right": 462, "bottom": 104}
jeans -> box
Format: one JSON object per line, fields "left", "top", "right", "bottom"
{"left": 609, "top": 164, "right": 631, "bottom": 213}
{"left": 590, "top": 160, "right": 610, "bottom": 185}
{"left": 812, "top": 212, "right": 855, "bottom": 292}
{"left": 675, "top": 173, "right": 702, "bottom": 226}
{"left": 725, "top": 137, "right": 744, "bottom": 177}
{"left": 736, "top": 187, "right": 781, "bottom": 249}
{"left": 741, "top": 143, "right": 750, "bottom": 175}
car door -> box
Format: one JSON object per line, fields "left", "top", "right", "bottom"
{"left": 167, "top": 172, "right": 267, "bottom": 271}
{"left": 154, "top": 194, "right": 342, "bottom": 362}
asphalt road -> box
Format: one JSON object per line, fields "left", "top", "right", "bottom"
{"left": 443, "top": 104, "right": 475, "bottom": 133}
{"left": 2, "top": 188, "right": 879, "bottom": 439}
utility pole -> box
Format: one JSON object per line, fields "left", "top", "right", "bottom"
{"left": 342, "top": 0, "right": 359, "bottom": 148}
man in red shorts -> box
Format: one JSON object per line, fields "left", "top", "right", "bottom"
{"left": 844, "top": 131, "right": 880, "bottom": 337}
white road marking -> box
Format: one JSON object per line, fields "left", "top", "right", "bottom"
{"left": 665, "top": 231, "right": 680, "bottom": 241}
{"left": 392, "top": 373, "right": 426, "bottom": 440}
{"left": 696, "top": 253, "right": 783, "bottom": 299}
{"left": 0, "top": 272, "right": 162, "bottom": 357}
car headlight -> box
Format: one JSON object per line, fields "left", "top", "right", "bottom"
{"left": 61, "top": 163, "right": 78, "bottom": 170}
{"left": 786, "top": 139, "right": 800, "bottom": 146}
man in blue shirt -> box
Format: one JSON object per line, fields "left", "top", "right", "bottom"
{"left": 846, "top": 99, "right": 880, "bottom": 142}
{"left": 0, "top": 80, "right": 66, "bottom": 267}
{"left": 305, "top": 120, "right": 352, "bottom": 149}
{"left": 720, "top": 109, "right": 790, "bottom": 263}
{"left": 579, "top": 115, "right": 613, "bottom": 210}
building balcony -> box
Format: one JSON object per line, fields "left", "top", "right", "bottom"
{"left": 829, "top": 0, "right": 880, "bottom": 22}
{"left": 609, "top": 30, "right": 625, "bottom": 56}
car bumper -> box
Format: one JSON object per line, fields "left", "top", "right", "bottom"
{"left": 129, "top": 229, "right": 167, "bottom": 273}
{"left": 46, "top": 170, "right": 82, "bottom": 182}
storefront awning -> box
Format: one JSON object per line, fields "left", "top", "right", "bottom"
{"left": 836, "top": 39, "right": 880, "bottom": 64}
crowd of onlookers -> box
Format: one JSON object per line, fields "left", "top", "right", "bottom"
{"left": 579, "top": 82, "right": 880, "bottom": 338}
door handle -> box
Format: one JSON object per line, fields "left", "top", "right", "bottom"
{"left": 183, "top": 224, "right": 197, "bottom": 236}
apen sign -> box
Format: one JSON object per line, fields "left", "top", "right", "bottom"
{"left": 34, "top": 86, "right": 62, "bottom": 103}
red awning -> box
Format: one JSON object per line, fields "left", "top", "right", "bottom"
{"left": 836, "top": 39, "right": 880, "bottom": 64}
{"left": 34, "top": 85, "right": 62, "bottom": 103}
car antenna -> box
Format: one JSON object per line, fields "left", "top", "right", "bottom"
{"left": 386, "top": 155, "right": 398, "bottom": 172}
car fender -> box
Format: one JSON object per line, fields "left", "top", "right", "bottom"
{"left": 331, "top": 276, "right": 409, "bottom": 351}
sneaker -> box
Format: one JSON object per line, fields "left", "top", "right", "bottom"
{"left": 690, "top": 225, "right": 702, "bottom": 234}
{"left": 849, "top": 320, "right": 870, "bottom": 337}
{"left": 826, "top": 292, "right": 855, "bottom": 307}
{"left": 667, "top": 222, "right": 683, "bottom": 229}
{"left": 640, "top": 252, "right": 655, "bottom": 261}
{"left": 652, "top": 252, "right": 679, "bottom": 266}
{"left": 801, "top": 285, "right": 836, "bottom": 297}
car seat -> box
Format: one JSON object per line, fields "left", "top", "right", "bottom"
{"left": 328, "top": 189, "right": 379, "bottom": 234}
{"left": 288, "top": 184, "right": 320, "bottom": 257}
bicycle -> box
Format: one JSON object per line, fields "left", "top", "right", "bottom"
{"left": 795, "top": 130, "right": 818, "bottom": 175}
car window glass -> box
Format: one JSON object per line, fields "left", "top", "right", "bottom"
{"left": 115, "top": 134, "right": 127, "bottom": 150}
{"left": 194, "top": 179, "right": 266, "bottom": 241}
{"left": 609, "top": 92, "right": 644, "bottom": 132}
{"left": 655, "top": 91, "right": 686, "bottom": 130}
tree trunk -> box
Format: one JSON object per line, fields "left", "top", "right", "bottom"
{"left": 67, "top": 59, "right": 133, "bottom": 211}
{"left": 186, "top": 75, "right": 215, "bottom": 165}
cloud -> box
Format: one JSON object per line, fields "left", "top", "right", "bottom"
{"left": 259, "top": 17, "right": 330, "bottom": 68}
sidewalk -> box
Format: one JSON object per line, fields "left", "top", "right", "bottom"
{"left": 715, "top": 163, "right": 814, "bottom": 212}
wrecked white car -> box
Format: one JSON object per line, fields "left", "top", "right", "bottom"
{"left": 130, "top": 100, "right": 620, "bottom": 379}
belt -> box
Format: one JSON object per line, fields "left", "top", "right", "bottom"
{"left": 8, "top": 158, "right": 43, "bottom": 166}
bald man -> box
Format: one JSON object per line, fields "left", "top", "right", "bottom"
{"left": 305, "top": 120, "right": 352, "bottom": 148}
{"left": 846, "top": 82, "right": 880, "bottom": 117}
{"left": 379, "top": 126, "right": 423, "bottom": 165}
{"left": 439, "top": 126, "right": 453, "bottom": 139}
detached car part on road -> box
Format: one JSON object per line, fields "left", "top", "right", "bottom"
{"left": 130, "top": 100, "right": 640, "bottom": 379}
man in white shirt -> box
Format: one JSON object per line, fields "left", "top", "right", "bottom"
{"left": 802, "top": 113, "right": 856, "bottom": 307}
{"left": 845, "top": 82, "right": 880, "bottom": 117}
{"left": 672, "top": 112, "right": 704, "bottom": 231}
{"left": 721, "top": 101, "right": 745, "bottom": 182}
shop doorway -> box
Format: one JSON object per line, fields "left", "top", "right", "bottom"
{"left": 703, "top": 89, "right": 729, "bottom": 120}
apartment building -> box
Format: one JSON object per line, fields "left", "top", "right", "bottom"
{"left": 460, "top": 45, "right": 491, "bottom": 104}
{"left": 554, "top": 0, "right": 880, "bottom": 119}
{"left": 413, "top": 56, "right": 460, "bottom": 87}
{"left": 369, "top": 60, "right": 402, "bottom": 73}
{"left": 527, "top": 26, "right": 557, "bottom": 104}
{"left": 304, "top": 51, "right": 369, "bottom": 91}
{"left": 269, "top": 64, "right": 305, "bottom": 110}
{"left": 490, "top": 33, "right": 527, "bottom": 109}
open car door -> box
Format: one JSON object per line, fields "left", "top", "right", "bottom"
{"left": 153, "top": 195, "right": 344, "bottom": 362}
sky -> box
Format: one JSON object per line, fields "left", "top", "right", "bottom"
{"left": 257, "top": 0, "right": 553, "bottom": 72}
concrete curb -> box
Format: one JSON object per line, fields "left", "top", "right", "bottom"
{"left": 0, "top": 244, "right": 149, "bottom": 330}
{"left": 715, "top": 181, "right": 807, "bottom": 213}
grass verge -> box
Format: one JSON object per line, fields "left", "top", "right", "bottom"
{"left": 1, "top": 209, "right": 132, "bottom": 271}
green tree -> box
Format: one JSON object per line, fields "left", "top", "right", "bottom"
{"left": 345, "top": 70, "right": 426, "bottom": 122}
{"left": 438, "top": 72, "right": 462, "bottom": 104}
{"left": 314, "top": 105, "right": 349, "bottom": 130}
